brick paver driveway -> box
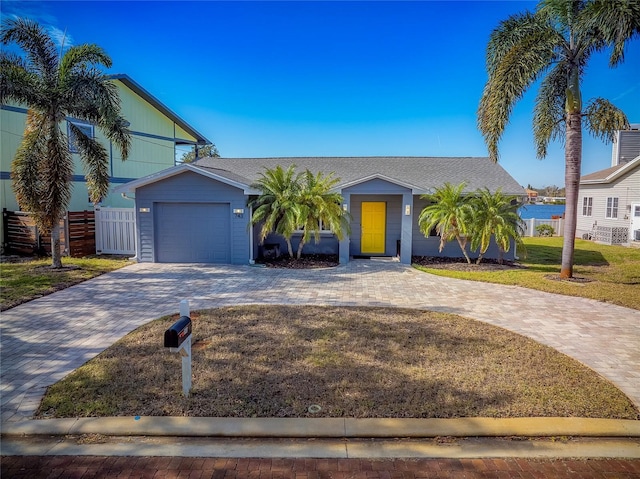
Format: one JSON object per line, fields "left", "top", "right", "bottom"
{"left": 1, "top": 260, "right": 639, "bottom": 422}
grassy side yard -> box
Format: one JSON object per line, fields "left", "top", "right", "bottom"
{"left": 414, "top": 238, "right": 640, "bottom": 310}
{"left": 37, "top": 306, "right": 639, "bottom": 420}
{"left": 0, "top": 256, "right": 132, "bottom": 311}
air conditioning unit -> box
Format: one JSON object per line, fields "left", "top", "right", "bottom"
{"left": 634, "top": 230, "right": 640, "bottom": 241}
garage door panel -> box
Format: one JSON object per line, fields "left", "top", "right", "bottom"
{"left": 155, "top": 203, "right": 230, "bottom": 263}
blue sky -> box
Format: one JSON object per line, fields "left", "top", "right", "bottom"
{"left": 3, "top": 1, "right": 640, "bottom": 188}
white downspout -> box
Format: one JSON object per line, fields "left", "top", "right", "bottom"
{"left": 249, "top": 205, "right": 254, "bottom": 264}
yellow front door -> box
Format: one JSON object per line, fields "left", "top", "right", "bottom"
{"left": 361, "top": 202, "right": 386, "bottom": 254}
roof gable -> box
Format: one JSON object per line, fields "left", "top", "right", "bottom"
{"left": 581, "top": 156, "right": 640, "bottom": 184}
{"left": 108, "top": 74, "right": 210, "bottom": 145}
{"left": 114, "top": 164, "right": 256, "bottom": 195}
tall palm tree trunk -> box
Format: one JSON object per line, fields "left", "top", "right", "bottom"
{"left": 560, "top": 112, "right": 582, "bottom": 279}
{"left": 50, "top": 220, "right": 63, "bottom": 269}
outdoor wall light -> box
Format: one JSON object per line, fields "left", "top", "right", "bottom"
{"left": 139, "top": 207, "right": 150, "bottom": 213}
{"left": 233, "top": 208, "right": 244, "bottom": 218}
{"left": 343, "top": 204, "right": 348, "bottom": 211}
{"left": 405, "top": 205, "right": 411, "bottom": 216}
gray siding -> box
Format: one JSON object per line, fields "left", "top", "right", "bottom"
{"left": 411, "top": 195, "right": 516, "bottom": 261}
{"left": 344, "top": 179, "right": 410, "bottom": 257}
{"left": 135, "top": 171, "right": 250, "bottom": 264}
{"left": 616, "top": 130, "right": 640, "bottom": 165}
{"left": 258, "top": 232, "right": 339, "bottom": 257}
{"left": 348, "top": 195, "right": 402, "bottom": 256}
{"left": 577, "top": 169, "right": 640, "bottom": 239}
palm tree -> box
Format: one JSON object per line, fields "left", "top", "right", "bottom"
{"left": 418, "top": 182, "right": 473, "bottom": 264}
{"left": 469, "top": 188, "right": 524, "bottom": 265}
{"left": 295, "top": 169, "right": 349, "bottom": 259}
{"left": 248, "top": 165, "right": 302, "bottom": 258}
{"left": 1, "top": 18, "right": 131, "bottom": 268}
{"left": 478, "top": 0, "right": 639, "bottom": 278}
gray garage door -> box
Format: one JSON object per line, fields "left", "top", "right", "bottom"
{"left": 155, "top": 203, "right": 230, "bottom": 263}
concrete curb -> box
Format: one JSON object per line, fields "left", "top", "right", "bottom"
{"left": 3, "top": 417, "right": 639, "bottom": 438}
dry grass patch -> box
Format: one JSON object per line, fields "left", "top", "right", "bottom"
{"left": 37, "top": 306, "right": 639, "bottom": 420}
{"left": 0, "top": 255, "right": 132, "bottom": 311}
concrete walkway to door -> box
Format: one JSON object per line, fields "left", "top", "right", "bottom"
{"left": 1, "top": 259, "right": 639, "bottom": 423}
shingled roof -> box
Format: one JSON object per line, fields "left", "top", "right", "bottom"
{"left": 192, "top": 156, "right": 525, "bottom": 196}
{"left": 580, "top": 156, "right": 640, "bottom": 184}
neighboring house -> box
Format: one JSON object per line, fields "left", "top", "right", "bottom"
{"left": 115, "top": 156, "right": 525, "bottom": 265}
{"left": 576, "top": 125, "right": 640, "bottom": 245}
{"left": 1, "top": 74, "right": 209, "bottom": 241}
{"left": 525, "top": 188, "right": 539, "bottom": 203}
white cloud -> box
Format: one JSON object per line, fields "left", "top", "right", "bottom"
{"left": 3, "top": 3, "right": 73, "bottom": 48}
{"left": 47, "top": 25, "right": 74, "bottom": 49}
{"left": 612, "top": 83, "right": 639, "bottom": 102}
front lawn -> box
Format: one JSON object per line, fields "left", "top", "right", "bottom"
{"left": 414, "top": 238, "right": 640, "bottom": 310}
{"left": 36, "top": 306, "right": 639, "bottom": 420}
{"left": 0, "top": 255, "right": 133, "bottom": 311}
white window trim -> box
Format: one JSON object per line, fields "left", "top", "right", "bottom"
{"left": 294, "top": 220, "right": 334, "bottom": 234}
{"left": 605, "top": 197, "right": 619, "bottom": 219}
{"left": 582, "top": 197, "right": 593, "bottom": 217}
{"left": 67, "top": 120, "right": 94, "bottom": 153}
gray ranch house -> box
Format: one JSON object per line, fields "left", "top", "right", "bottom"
{"left": 115, "top": 157, "right": 525, "bottom": 265}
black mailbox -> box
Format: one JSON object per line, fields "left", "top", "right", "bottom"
{"left": 164, "top": 316, "right": 192, "bottom": 348}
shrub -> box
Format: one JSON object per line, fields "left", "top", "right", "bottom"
{"left": 536, "top": 224, "right": 555, "bottom": 237}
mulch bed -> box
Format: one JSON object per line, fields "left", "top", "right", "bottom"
{"left": 412, "top": 256, "right": 523, "bottom": 272}
{"left": 255, "top": 254, "right": 339, "bottom": 268}
{"left": 256, "top": 254, "right": 522, "bottom": 271}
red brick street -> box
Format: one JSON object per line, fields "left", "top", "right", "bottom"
{"left": 2, "top": 456, "right": 640, "bottom": 478}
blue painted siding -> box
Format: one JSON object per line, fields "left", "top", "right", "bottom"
{"left": 135, "top": 171, "right": 249, "bottom": 264}
{"left": 343, "top": 179, "right": 410, "bottom": 257}
{"left": 412, "top": 195, "right": 516, "bottom": 261}
{"left": 259, "top": 231, "right": 339, "bottom": 258}
{"left": 348, "top": 195, "right": 402, "bottom": 256}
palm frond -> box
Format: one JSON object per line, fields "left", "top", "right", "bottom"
{"left": 11, "top": 110, "right": 48, "bottom": 216}
{"left": 0, "top": 51, "right": 39, "bottom": 104}
{"left": 478, "top": 11, "right": 559, "bottom": 162}
{"left": 533, "top": 63, "right": 568, "bottom": 158}
{"left": 59, "top": 44, "right": 112, "bottom": 80}
{"left": 69, "top": 122, "right": 110, "bottom": 203}
{"left": 579, "top": 0, "right": 640, "bottom": 66}
{"left": 39, "top": 122, "right": 73, "bottom": 232}
{"left": 583, "top": 98, "right": 630, "bottom": 143}
{"left": 1, "top": 18, "right": 58, "bottom": 84}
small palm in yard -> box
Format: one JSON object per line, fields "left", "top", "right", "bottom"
{"left": 418, "top": 182, "right": 473, "bottom": 264}
{"left": 0, "top": 18, "right": 131, "bottom": 268}
{"left": 248, "top": 165, "right": 302, "bottom": 258}
{"left": 295, "top": 170, "right": 350, "bottom": 259}
{"left": 469, "top": 188, "right": 524, "bottom": 265}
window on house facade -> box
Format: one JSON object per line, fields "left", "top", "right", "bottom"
{"left": 67, "top": 120, "right": 94, "bottom": 153}
{"left": 582, "top": 197, "right": 593, "bottom": 216}
{"left": 295, "top": 221, "right": 333, "bottom": 233}
{"left": 606, "top": 197, "right": 619, "bottom": 218}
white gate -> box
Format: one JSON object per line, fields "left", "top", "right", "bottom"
{"left": 95, "top": 207, "right": 136, "bottom": 255}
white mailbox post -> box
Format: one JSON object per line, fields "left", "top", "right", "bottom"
{"left": 163, "top": 300, "right": 192, "bottom": 397}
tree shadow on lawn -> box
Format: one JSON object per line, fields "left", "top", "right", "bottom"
{"left": 525, "top": 244, "right": 609, "bottom": 268}
{"left": 36, "top": 306, "right": 639, "bottom": 420}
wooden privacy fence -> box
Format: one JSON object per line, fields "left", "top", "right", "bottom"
{"left": 2, "top": 209, "right": 95, "bottom": 257}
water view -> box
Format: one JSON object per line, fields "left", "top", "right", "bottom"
{"left": 519, "top": 204, "right": 566, "bottom": 219}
